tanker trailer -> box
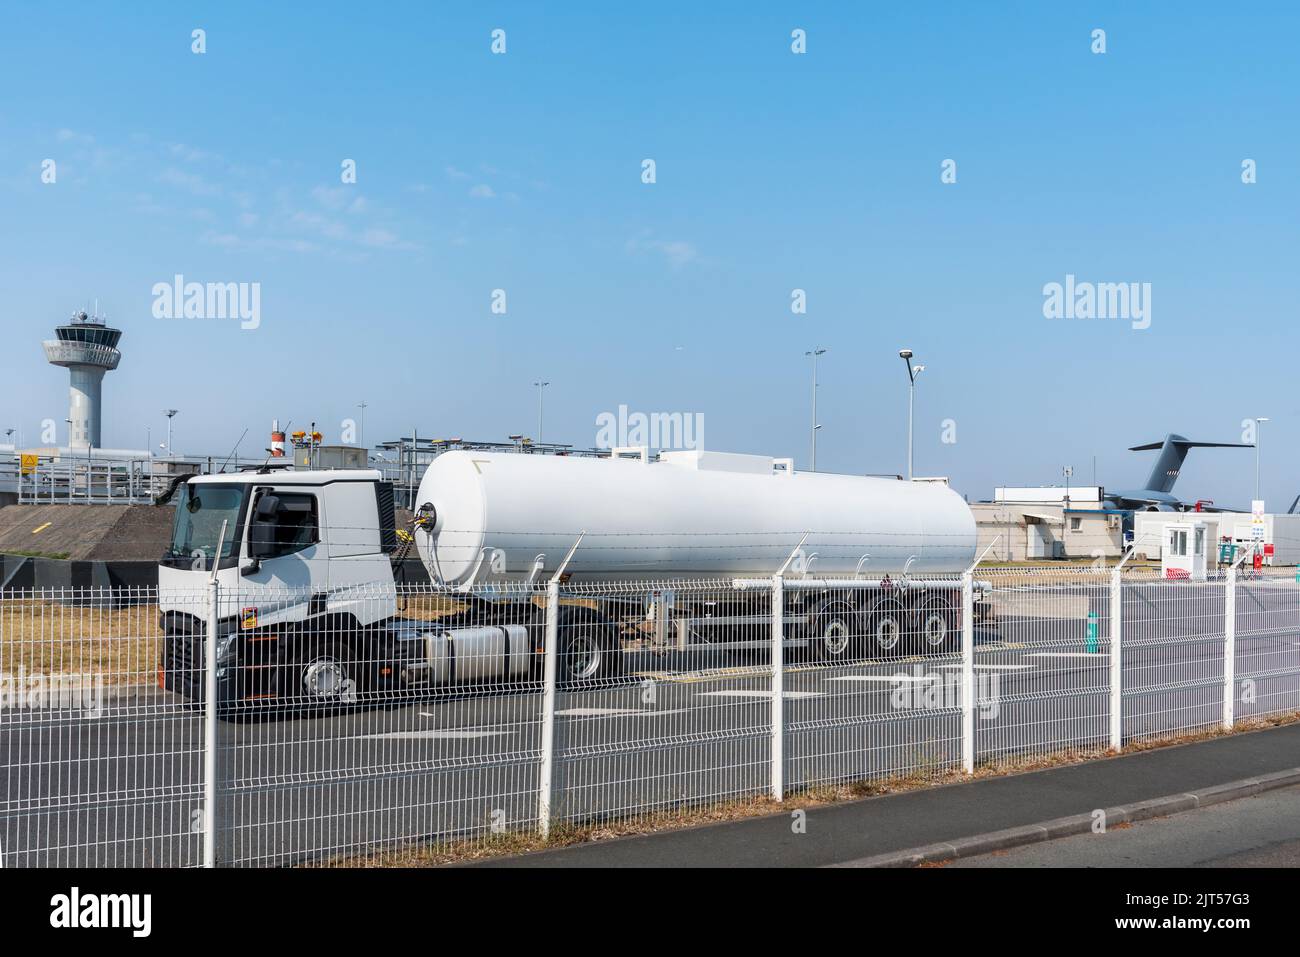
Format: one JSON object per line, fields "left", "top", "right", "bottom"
{"left": 411, "top": 449, "right": 978, "bottom": 664}
{"left": 414, "top": 449, "right": 975, "bottom": 584}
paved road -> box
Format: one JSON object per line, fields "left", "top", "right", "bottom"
{"left": 948, "top": 784, "right": 1300, "bottom": 867}
{"left": 482, "top": 722, "right": 1300, "bottom": 867}
{"left": 2, "top": 579, "right": 1299, "bottom": 866}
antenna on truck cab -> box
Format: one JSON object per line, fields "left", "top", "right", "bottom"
{"left": 217, "top": 428, "right": 248, "bottom": 474}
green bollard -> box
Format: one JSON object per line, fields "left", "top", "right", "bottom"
{"left": 1086, "top": 610, "right": 1099, "bottom": 654}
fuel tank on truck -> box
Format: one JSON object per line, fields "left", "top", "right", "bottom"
{"left": 412, "top": 449, "right": 977, "bottom": 586}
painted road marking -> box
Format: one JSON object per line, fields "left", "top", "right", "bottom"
{"left": 354, "top": 730, "right": 512, "bottom": 741}
{"left": 937, "top": 663, "right": 1034, "bottom": 671}
{"left": 635, "top": 656, "right": 934, "bottom": 685}
{"left": 555, "top": 707, "right": 688, "bottom": 717}
{"left": 1025, "top": 652, "right": 1109, "bottom": 659}
{"left": 826, "top": 674, "right": 938, "bottom": 683}
{"left": 31, "top": 522, "right": 51, "bottom": 535}
{"left": 699, "top": 690, "right": 824, "bottom": 699}
{"left": 633, "top": 667, "right": 769, "bottom": 685}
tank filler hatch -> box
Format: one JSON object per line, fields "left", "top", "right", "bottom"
{"left": 658, "top": 450, "right": 792, "bottom": 475}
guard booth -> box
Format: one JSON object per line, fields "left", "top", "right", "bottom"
{"left": 1163, "top": 520, "right": 1208, "bottom": 581}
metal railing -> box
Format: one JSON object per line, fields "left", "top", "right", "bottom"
{"left": 1, "top": 563, "right": 1298, "bottom": 866}
{"left": 3, "top": 456, "right": 168, "bottom": 505}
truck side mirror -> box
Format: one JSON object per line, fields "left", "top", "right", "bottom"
{"left": 249, "top": 531, "right": 277, "bottom": 559}
{"left": 254, "top": 494, "right": 281, "bottom": 520}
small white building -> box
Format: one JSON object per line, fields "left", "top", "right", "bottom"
{"left": 972, "top": 501, "right": 1124, "bottom": 561}
{"left": 1132, "top": 511, "right": 1300, "bottom": 566}
{"left": 1161, "top": 520, "right": 1210, "bottom": 581}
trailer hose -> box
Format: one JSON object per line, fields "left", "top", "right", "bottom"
{"left": 392, "top": 504, "right": 440, "bottom": 606}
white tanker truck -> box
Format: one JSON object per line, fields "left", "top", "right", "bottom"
{"left": 157, "top": 449, "right": 982, "bottom": 707}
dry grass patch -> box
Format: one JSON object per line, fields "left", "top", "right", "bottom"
{"left": 0, "top": 598, "right": 160, "bottom": 684}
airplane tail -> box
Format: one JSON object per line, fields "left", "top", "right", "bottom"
{"left": 1129, "top": 433, "right": 1252, "bottom": 496}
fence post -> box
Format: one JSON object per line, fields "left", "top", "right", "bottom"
{"left": 203, "top": 576, "right": 219, "bottom": 868}
{"left": 1109, "top": 567, "right": 1123, "bottom": 750}
{"left": 770, "top": 574, "right": 784, "bottom": 801}
{"left": 960, "top": 571, "right": 975, "bottom": 774}
{"left": 537, "top": 579, "right": 560, "bottom": 837}
{"left": 1223, "top": 566, "right": 1237, "bottom": 730}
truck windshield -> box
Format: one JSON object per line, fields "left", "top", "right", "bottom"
{"left": 167, "top": 483, "right": 247, "bottom": 567}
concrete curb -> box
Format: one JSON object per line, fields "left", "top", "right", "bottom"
{"left": 829, "top": 766, "right": 1300, "bottom": 867}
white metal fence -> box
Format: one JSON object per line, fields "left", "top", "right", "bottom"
{"left": 2, "top": 564, "right": 1299, "bottom": 866}
{"left": 1, "top": 455, "right": 168, "bottom": 505}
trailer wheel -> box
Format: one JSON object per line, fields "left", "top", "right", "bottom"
{"left": 914, "top": 597, "right": 958, "bottom": 655}
{"left": 807, "top": 599, "right": 861, "bottom": 662}
{"left": 867, "top": 600, "right": 907, "bottom": 658}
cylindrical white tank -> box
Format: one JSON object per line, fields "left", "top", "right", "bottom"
{"left": 413, "top": 451, "right": 976, "bottom": 585}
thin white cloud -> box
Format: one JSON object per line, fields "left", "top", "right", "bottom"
{"left": 55, "top": 128, "right": 95, "bottom": 145}
{"left": 360, "top": 227, "right": 401, "bottom": 248}
{"left": 167, "top": 142, "right": 222, "bottom": 164}
{"left": 627, "top": 237, "right": 698, "bottom": 268}
{"left": 203, "top": 232, "right": 319, "bottom": 254}
{"left": 469, "top": 183, "right": 496, "bottom": 199}
{"left": 158, "top": 167, "right": 221, "bottom": 196}
{"left": 311, "top": 185, "right": 368, "bottom": 213}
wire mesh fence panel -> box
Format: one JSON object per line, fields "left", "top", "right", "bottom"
{"left": 205, "top": 581, "right": 546, "bottom": 866}
{"left": 783, "top": 576, "right": 965, "bottom": 790}
{"left": 0, "top": 585, "right": 204, "bottom": 867}
{"left": 1122, "top": 576, "right": 1227, "bottom": 741}
{"left": 550, "top": 579, "right": 773, "bottom": 827}
{"left": 5, "top": 563, "right": 1300, "bottom": 868}
{"left": 976, "top": 569, "right": 1112, "bottom": 767}
{"left": 1234, "top": 567, "right": 1300, "bottom": 721}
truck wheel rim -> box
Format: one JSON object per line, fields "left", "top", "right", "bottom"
{"left": 876, "top": 618, "right": 901, "bottom": 651}
{"left": 568, "top": 635, "right": 601, "bottom": 680}
{"left": 923, "top": 613, "right": 947, "bottom": 646}
{"left": 823, "top": 619, "right": 851, "bottom": 656}
{"left": 303, "top": 658, "right": 348, "bottom": 698}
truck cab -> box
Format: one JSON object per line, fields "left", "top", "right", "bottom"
{"left": 159, "top": 468, "right": 398, "bottom": 624}
{"left": 157, "top": 469, "right": 401, "bottom": 703}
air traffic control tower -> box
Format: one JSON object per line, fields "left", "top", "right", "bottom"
{"left": 42, "top": 308, "right": 122, "bottom": 449}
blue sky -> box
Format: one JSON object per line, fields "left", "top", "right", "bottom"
{"left": 2, "top": 2, "right": 1297, "bottom": 505}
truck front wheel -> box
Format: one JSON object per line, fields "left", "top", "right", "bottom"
{"left": 288, "top": 638, "right": 361, "bottom": 708}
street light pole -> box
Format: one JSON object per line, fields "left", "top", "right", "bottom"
{"left": 357, "top": 400, "right": 368, "bottom": 450}
{"left": 1254, "top": 416, "right": 1269, "bottom": 502}
{"left": 805, "top": 349, "right": 826, "bottom": 471}
{"left": 898, "top": 350, "right": 926, "bottom": 480}
{"left": 163, "top": 409, "right": 179, "bottom": 456}
{"left": 534, "top": 380, "right": 550, "bottom": 445}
